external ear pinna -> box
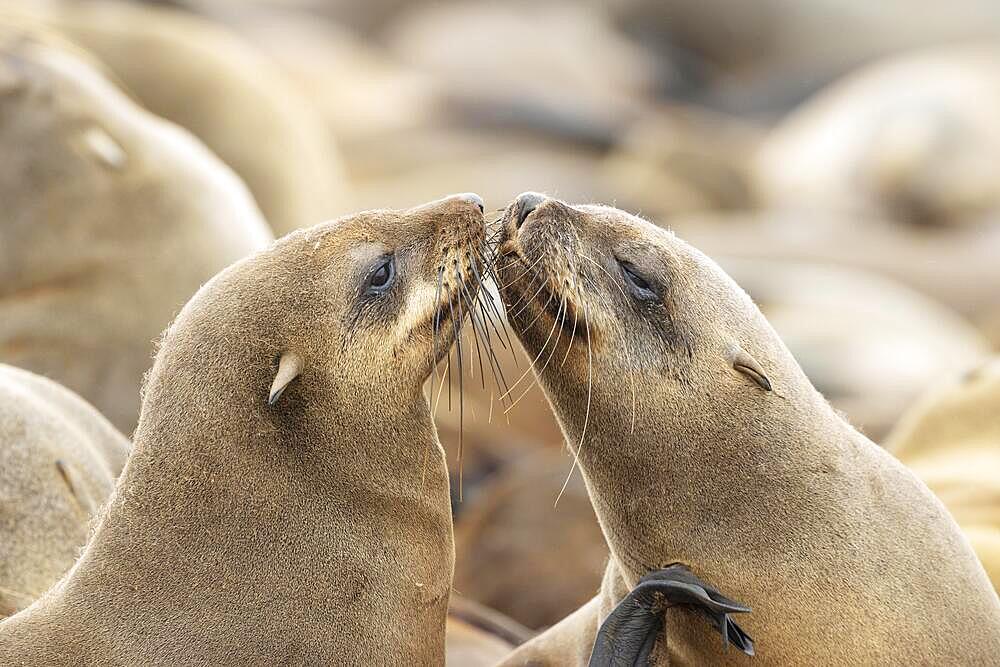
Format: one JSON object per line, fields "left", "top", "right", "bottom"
{"left": 727, "top": 344, "right": 772, "bottom": 392}
{"left": 268, "top": 352, "right": 304, "bottom": 405}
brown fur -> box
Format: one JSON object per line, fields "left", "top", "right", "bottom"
{"left": 17, "top": 0, "right": 348, "bottom": 234}
{"left": 885, "top": 358, "right": 1000, "bottom": 592}
{"left": 0, "top": 364, "right": 129, "bottom": 618}
{"left": 495, "top": 195, "right": 1000, "bottom": 664}
{"left": 0, "top": 194, "right": 486, "bottom": 664}
{"left": 0, "top": 24, "right": 272, "bottom": 434}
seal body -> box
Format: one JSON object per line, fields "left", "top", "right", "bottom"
{"left": 0, "top": 25, "right": 273, "bottom": 434}
{"left": 495, "top": 194, "right": 1000, "bottom": 664}
{"left": 0, "top": 364, "right": 129, "bottom": 618}
{"left": 0, "top": 194, "right": 488, "bottom": 665}
{"left": 886, "top": 358, "right": 1000, "bottom": 592}
{"left": 755, "top": 44, "right": 1000, "bottom": 227}
{"left": 18, "top": 0, "right": 347, "bottom": 234}
{"left": 446, "top": 616, "right": 515, "bottom": 666}
{"left": 445, "top": 597, "right": 532, "bottom": 666}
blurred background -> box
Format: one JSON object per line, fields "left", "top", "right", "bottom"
{"left": 3, "top": 0, "right": 1000, "bottom": 637}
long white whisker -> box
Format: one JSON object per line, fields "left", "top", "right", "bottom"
{"left": 555, "top": 284, "right": 592, "bottom": 507}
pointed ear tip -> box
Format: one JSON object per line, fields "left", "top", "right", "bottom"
{"left": 731, "top": 349, "right": 772, "bottom": 392}
{"left": 268, "top": 351, "right": 304, "bottom": 406}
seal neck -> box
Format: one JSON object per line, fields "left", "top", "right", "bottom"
{"left": 53, "top": 356, "right": 454, "bottom": 663}
{"left": 551, "top": 369, "right": 866, "bottom": 586}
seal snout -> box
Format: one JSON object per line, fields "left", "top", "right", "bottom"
{"left": 514, "top": 192, "right": 547, "bottom": 229}
{"left": 453, "top": 192, "right": 485, "bottom": 213}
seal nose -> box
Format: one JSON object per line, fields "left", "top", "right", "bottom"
{"left": 515, "top": 192, "right": 547, "bottom": 228}
{"left": 455, "top": 192, "right": 484, "bottom": 213}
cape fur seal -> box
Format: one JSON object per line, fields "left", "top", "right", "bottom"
{"left": 494, "top": 192, "right": 1000, "bottom": 664}
{"left": 12, "top": 0, "right": 348, "bottom": 234}
{"left": 0, "top": 193, "right": 489, "bottom": 664}
{"left": 0, "top": 24, "right": 272, "bottom": 434}
{"left": 885, "top": 358, "right": 1000, "bottom": 592}
{"left": 0, "top": 364, "right": 129, "bottom": 617}
{"left": 754, "top": 44, "right": 1000, "bottom": 228}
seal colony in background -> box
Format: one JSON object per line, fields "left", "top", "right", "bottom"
{"left": 885, "top": 357, "right": 1000, "bottom": 592}
{"left": 0, "top": 193, "right": 493, "bottom": 665}
{"left": 5, "top": 0, "right": 346, "bottom": 235}
{"left": 0, "top": 365, "right": 129, "bottom": 618}
{"left": 493, "top": 192, "right": 1000, "bottom": 664}
{"left": 0, "top": 22, "right": 272, "bottom": 435}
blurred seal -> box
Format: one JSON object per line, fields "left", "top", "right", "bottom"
{"left": 0, "top": 364, "right": 129, "bottom": 618}
{"left": 886, "top": 357, "right": 1000, "bottom": 593}
{"left": 12, "top": 0, "right": 348, "bottom": 234}
{"left": 0, "top": 23, "right": 273, "bottom": 434}
{"left": 755, "top": 45, "right": 1000, "bottom": 228}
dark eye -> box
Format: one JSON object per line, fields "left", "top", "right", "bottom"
{"left": 618, "top": 260, "right": 657, "bottom": 301}
{"left": 366, "top": 256, "right": 396, "bottom": 294}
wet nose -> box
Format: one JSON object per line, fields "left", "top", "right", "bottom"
{"left": 454, "top": 192, "right": 484, "bottom": 213}
{"left": 515, "top": 192, "right": 547, "bottom": 228}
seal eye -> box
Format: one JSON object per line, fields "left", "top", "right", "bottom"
{"left": 366, "top": 256, "right": 396, "bottom": 294}
{"left": 618, "top": 261, "right": 657, "bottom": 301}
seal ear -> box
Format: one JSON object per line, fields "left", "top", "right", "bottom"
{"left": 269, "top": 352, "right": 304, "bottom": 406}
{"left": 727, "top": 345, "right": 772, "bottom": 392}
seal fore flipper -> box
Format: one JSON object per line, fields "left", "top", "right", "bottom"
{"left": 588, "top": 593, "right": 663, "bottom": 667}
{"left": 588, "top": 564, "right": 754, "bottom": 666}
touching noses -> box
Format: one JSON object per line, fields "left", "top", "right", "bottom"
{"left": 514, "top": 192, "right": 547, "bottom": 228}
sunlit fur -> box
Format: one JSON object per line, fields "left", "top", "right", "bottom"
{"left": 885, "top": 358, "right": 1000, "bottom": 593}
{"left": 0, "top": 195, "right": 489, "bottom": 665}
{"left": 495, "top": 195, "right": 1000, "bottom": 665}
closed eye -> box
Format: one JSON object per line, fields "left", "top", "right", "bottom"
{"left": 618, "top": 260, "right": 658, "bottom": 301}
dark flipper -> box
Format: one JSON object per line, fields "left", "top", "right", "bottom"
{"left": 588, "top": 564, "right": 754, "bottom": 666}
